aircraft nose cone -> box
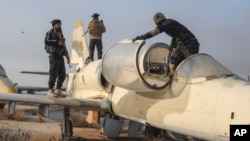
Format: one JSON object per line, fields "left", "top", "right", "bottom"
{"left": 0, "top": 78, "right": 18, "bottom": 94}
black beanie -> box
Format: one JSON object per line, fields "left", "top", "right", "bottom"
{"left": 51, "top": 19, "right": 61, "bottom": 26}
{"left": 91, "top": 13, "right": 100, "bottom": 18}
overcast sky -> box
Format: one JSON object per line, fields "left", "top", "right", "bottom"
{"left": 0, "top": 0, "right": 250, "bottom": 87}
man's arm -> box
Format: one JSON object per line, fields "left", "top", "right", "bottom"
{"left": 57, "top": 32, "right": 65, "bottom": 47}
{"left": 100, "top": 20, "right": 106, "bottom": 33}
{"left": 64, "top": 51, "right": 70, "bottom": 64}
{"left": 132, "top": 28, "right": 161, "bottom": 42}
{"left": 44, "top": 31, "right": 58, "bottom": 46}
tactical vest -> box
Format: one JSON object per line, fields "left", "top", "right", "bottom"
{"left": 88, "top": 19, "right": 105, "bottom": 39}
{"left": 45, "top": 30, "right": 56, "bottom": 54}
{"left": 44, "top": 30, "right": 66, "bottom": 56}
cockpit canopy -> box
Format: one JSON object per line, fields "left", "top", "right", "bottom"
{"left": 0, "top": 64, "right": 7, "bottom": 77}
{"left": 176, "top": 53, "right": 233, "bottom": 78}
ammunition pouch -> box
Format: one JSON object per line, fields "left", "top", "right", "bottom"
{"left": 45, "top": 45, "right": 56, "bottom": 54}
{"left": 45, "top": 44, "right": 66, "bottom": 56}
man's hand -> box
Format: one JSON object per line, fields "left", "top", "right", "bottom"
{"left": 132, "top": 36, "right": 143, "bottom": 42}
{"left": 58, "top": 40, "right": 64, "bottom": 46}
{"left": 66, "top": 56, "right": 70, "bottom": 64}
{"left": 64, "top": 51, "right": 70, "bottom": 64}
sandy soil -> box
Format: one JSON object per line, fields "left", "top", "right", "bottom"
{"left": 0, "top": 105, "right": 143, "bottom": 141}
{"left": 0, "top": 120, "right": 107, "bottom": 141}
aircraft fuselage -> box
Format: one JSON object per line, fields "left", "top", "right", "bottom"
{"left": 110, "top": 75, "right": 250, "bottom": 141}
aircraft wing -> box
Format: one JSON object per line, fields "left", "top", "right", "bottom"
{"left": 16, "top": 86, "right": 48, "bottom": 94}
{"left": 20, "top": 71, "right": 49, "bottom": 75}
{"left": 18, "top": 71, "right": 67, "bottom": 94}
{"left": 0, "top": 93, "right": 109, "bottom": 112}
{"left": 16, "top": 86, "right": 66, "bottom": 94}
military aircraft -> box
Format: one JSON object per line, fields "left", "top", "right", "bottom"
{"left": 0, "top": 65, "right": 51, "bottom": 95}
{"left": 0, "top": 64, "right": 18, "bottom": 109}
{"left": 0, "top": 20, "right": 250, "bottom": 141}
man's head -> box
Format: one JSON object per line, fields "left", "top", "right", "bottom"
{"left": 51, "top": 19, "right": 61, "bottom": 30}
{"left": 153, "top": 12, "right": 166, "bottom": 24}
{"left": 92, "top": 13, "right": 100, "bottom": 19}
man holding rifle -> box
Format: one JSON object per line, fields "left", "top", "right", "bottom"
{"left": 85, "top": 13, "right": 106, "bottom": 61}
{"left": 44, "top": 19, "right": 70, "bottom": 97}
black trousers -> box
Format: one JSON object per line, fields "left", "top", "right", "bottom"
{"left": 48, "top": 54, "right": 66, "bottom": 89}
{"left": 171, "top": 39, "right": 199, "bottom": 66}
{"left": 89, "top": 39, "right": 103, "bottom": 60}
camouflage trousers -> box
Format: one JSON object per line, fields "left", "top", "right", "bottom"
{"left": 89, "top": 39, "right": 103, "bottom": 60}
{"left": 171, "top": 39, "right": 199, "bottom": 66}
{"left": 48, "top": 54, "right": 66, "bottom": 89}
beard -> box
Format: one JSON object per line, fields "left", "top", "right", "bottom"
{"left": 55, "top": 27, "right": 62, "bottom": 32}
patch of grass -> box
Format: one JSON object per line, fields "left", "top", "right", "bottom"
{"left": 70, "top": 112, "right": 87, "bottom": 127}
{"left": 37, "top": 114, "right": 44, "bottom": 122}
{"left": 70, "top": 110, "right": 90, "bottom": 127}
{"left": 0, "top": 108, "right": 26, "bottom": 121}
{"left": 0, "top": 127, "right": 32, "bottom": 141}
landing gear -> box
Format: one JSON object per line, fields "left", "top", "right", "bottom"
{"left": 0, "top": 103, "right": 5, "bottom": 111}
{"left": 60, "top": 107, "right": 87, "bottom": 141}
{"left": 61, "top": 107, "right": 73, "bottom": 141}
{"left": 144, "top": 125, "right": 189, "bottom": 141}
{"left": 101, "top": 113, "right": 123, "bottom": 138}
{"left": 144, "top": 126, "right": 161, "bottom": 141}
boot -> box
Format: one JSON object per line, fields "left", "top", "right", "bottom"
{"left": 47, "top": 89, "right": 57, "bottom": 97}
{"left": 169, "top": 64, "right": 176, "bottom": 77}
{"left": 54, "top": 89, "right": 64, "bottom": 97}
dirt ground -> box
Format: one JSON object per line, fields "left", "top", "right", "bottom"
{"left": 0, "top": 120, "right": 108, "bottom": 141}
{"left": 0, "top": 105, "right": 144, "bottom": 141}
